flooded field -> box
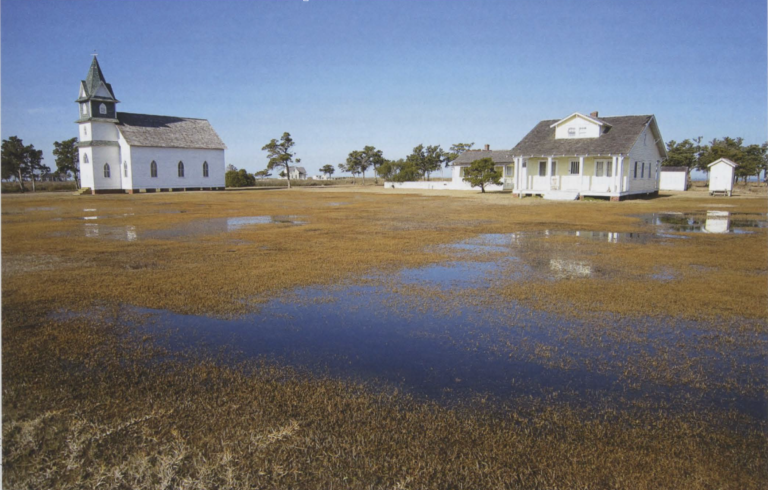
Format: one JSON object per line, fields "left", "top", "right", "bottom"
{"left": 3, "top": 188, "right": 767, "bottom": 488}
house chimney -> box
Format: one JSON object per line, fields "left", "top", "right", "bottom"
{"left": 590, "top": 111, "right": 599, "bottom": 118}
{"left": 484, "top": 144, "right": 490, "bottom": 151}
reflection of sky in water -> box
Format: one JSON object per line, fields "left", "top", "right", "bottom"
{"left": 122, "top": 263, "right": 765, "bottom": 417}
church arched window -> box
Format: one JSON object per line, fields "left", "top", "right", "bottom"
{"left": 124, "top": 161, "right": 128, "bottom": 177}
{"left": 81, "top": 103, "right": 87, "bottom": 115}
{"left": 178, "top": 161, "right": 184, "bottom": 178}
{"left": 83, "top": 154, "right": 89, "bottom": 164}
{"left": 203, "top": 161, "right": 209, "bottom": 178}
{"left": 150, "top": 161, "right": 157, "bottom": 178}
{"left": 99, "top": 103, "right": 107, "bottom": 115}
{"left": 103, "top": 163, "right": 111, "bottom": 178}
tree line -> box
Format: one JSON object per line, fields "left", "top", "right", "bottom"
{"left": 665, "top": 137, "right": 767, "bottom": 183}
{"left": 1, "top": 136, "right": 80, "bottom": 192}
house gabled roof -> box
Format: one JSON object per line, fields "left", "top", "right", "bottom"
{"left": 288, "top": 166, "right": 306, "bottom": 174}
{"left": 450, "top": 149, "right": 514, "bottom": 166}
{"left": 116, "top": 112, "right": 227, "bottom": 150}
{"left": 707, "top": 158, "right": 738, "bottom": 168}
{"left": 513, "top": 115, "right": 666, "bottom": 158}
{"left": 549, "top": 112, "right": 612, "bottom": 128}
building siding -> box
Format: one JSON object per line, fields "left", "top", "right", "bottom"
{"left": 128, "top": 146, "right": 225, "bottom": 189}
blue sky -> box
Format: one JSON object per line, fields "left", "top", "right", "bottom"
{"left": 2, "top": 0, "right": 766, "bottom": 175}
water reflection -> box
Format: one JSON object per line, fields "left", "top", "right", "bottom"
{"left": 71, "top": 215, "right": 306, "bottom": 241}
{"left": 638, "top": 211, "right": 767, "bottom": 234}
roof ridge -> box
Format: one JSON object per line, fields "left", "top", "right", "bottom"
{"left": 117, "top": 111, "right": 208, "bottom": 121}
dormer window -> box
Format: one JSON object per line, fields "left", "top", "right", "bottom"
{"left": 99, "top": 103, "right": 107, "bottom": 115}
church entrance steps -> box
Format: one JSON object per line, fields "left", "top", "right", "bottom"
{"left": 73, "top": 187, "right": 91, "bottom": 196}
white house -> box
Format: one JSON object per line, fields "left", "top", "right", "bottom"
{"left": 510, "top": 112, "right": 667, "bottom": 200}
{"left": 280, "top": 166, "right": 307, "bottom": 180}
{"left": 384, "top": 144, "right": 512, "bottom": 191}
{"left": 708, "top": 158, "right": 738, "bottom": 196}
{"left": 659, "top": 166, "right": 689, "bottom": 191}
{"left": 77, "top": 57, "right": 226, "bottom": 194}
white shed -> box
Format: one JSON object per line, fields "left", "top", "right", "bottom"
{"left": 659, "top": 166, "right": 689, "bottom": 191}
{"left": 708, "top": 158, "right": 738, "bottom": 196}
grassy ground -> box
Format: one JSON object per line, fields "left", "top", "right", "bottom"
{"left": 3, "top": 187, "right": 767, "bottom": 488}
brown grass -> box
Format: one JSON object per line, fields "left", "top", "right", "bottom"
{"left": 3, "top": 188, "right": 767, "bottom": 488}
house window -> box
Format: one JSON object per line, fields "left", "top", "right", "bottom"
{"left": 203, "top": 161, "right": 209, "bottom": 178}
{"left": 99, "top": 103, "right": 107, "bottom": 115}
{"left": 539, "top": 161, "right": 547, "bottom": 177}
{"left": 568, "top": 127, "right": 576, "bottom": 136}
{"left": 606, "top": 160, "right": 613, "bottom": 177}
{"left": 103, "top": 163, "right": 110, "bottom": 178}
{"left": 551, "top": 160, "right": 557, "bottom": 175}
{"left": 595, "top": 161, "right": 604, "bottom": 177}
{"left": 506, "top": 165, "right": 514, "bottom": 177}
{"left": 178, "top": 161, "right": 184, "bottom": 177}
{"left": 570, "top": 161, "right": 580, "bottom": 175}
{"left": 641, "top": 162, "right": 645, "bottom": 179}
{"left": 634, "top": 162, "right": 638, "bottom": 179}
{"left": 459, "top": 167, "right": 466, "bottom": 177}
{"left": 578, "top": 127, "right": 587, "bottom": 136}
{"left": 150, "top": 161, "right": 157, "bottom": 178}
{"left": 124, "top": 161, "right": 128, "bottom": 177}
{"left": 522, "top": 160, "right": 527, "bottom": 168}
{"left": 83, "top": 154, "right": 89, "bottom": 164}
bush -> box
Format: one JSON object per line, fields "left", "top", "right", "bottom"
{"left": 225, "top": 169, "right": 256, "bottom": 188}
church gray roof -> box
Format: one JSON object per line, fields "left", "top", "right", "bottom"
{"left": 116, "top": 112, "right": 227, "bottom": 150}
{"left": 79, "top": 56, "right": 117, "bottom": 101}
{"left": 512, "top": 115, "right": 658, "bottom": 157}
{"left": 451, "top": 149, "right": 514, "bottom": 166}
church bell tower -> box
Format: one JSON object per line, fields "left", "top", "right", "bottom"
{"left": 76, "top": 56, "right": 122, "bottom": 193}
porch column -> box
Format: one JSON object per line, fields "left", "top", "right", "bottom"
{"left": 578, "top": 156, "right": 585, "bottom": 191}
{"left": 546, "top": 156, "right": 552, "bottom": 190}
{"left": 612, "top": 156, "right": 618, "bottom": 192}
{"left": 617, "top": 156, "right": 625, "bottom": 192}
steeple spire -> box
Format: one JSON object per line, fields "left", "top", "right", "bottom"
{"left": 85, "top": 56, "right": 108, "bottom": 95}
{"left": 77, "top": 56, "right": 118, "bottom": 102}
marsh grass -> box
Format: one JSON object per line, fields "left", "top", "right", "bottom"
{"left": 3, "top": 188, "right": 768, "bottom": 488}
{"left": 3, "top": 309, "right": 766, "bottom": 489}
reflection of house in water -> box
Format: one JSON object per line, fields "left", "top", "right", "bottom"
{"left": 703, "top": 211, "right": 730, "bottom": 234}
{"left": 83, "top": 223, "right": 138, "bottom": 241}
{"left": 549, "top": 259, "right": 592, "bottom": 279}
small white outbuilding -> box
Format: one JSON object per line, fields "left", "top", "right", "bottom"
{"left": 708, "top": 158, "right": 738, "bottom": 196}
{"left": 659, "top": 166, "right": 689, "bottom": 191}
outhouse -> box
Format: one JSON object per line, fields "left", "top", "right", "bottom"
{"left": 708, "top": 158, "right": 738, "bottom": 196}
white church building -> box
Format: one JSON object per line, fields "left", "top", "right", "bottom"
{"left": 77, "top": 57, "right": 226, "bottom": 194}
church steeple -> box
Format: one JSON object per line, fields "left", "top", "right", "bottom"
{"left": 76, "top": 56, "right": 119, "bottom": 122}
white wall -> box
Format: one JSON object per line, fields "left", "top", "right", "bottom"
{"left": 80, "top": 121, "right": 119, "bottom": 142}
{"left": 554, "top": 115, "right": 601, "bottom": 139}
{"left": 87, "top": 145, "right": 123, "bottom": 190}
{"left": 626, "top": 125, "right": 663, "bottom": 193}
{"left": 659, "top": 171, "right": 687, "bottom": 191}
{"left": 128, "top": 146, "right": 225, "bottom": 189}
{"left": 709, "top": 163, "right": 735, "bottom": 193}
